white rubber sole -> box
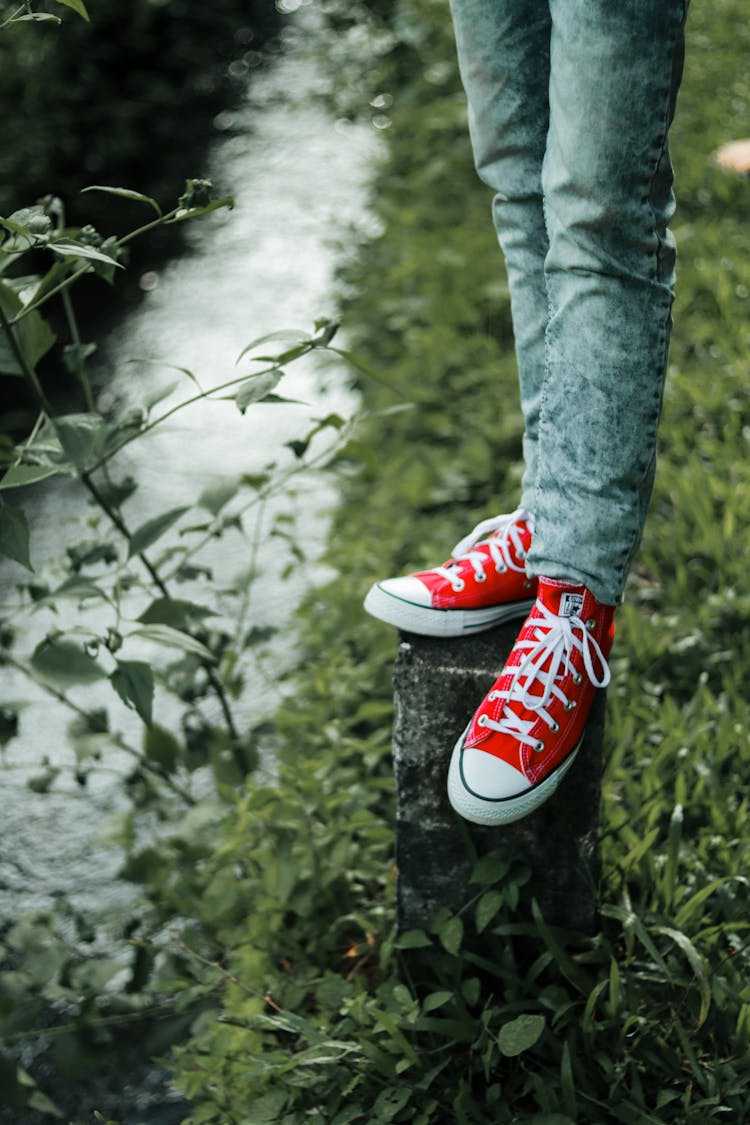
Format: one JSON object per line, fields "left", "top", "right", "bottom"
{"left": 363, "top": 583, "right": 535, "bottom": 638}
{"left": 447, "top": 727, "right": 582, "bottom": 825}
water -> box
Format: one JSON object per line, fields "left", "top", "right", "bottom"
{"left": 0, "top": 35, "right": 381, "bottom": 920}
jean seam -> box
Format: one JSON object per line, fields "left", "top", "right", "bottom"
{"left": 620, "top": 0, "right": 685, "bottom": 577}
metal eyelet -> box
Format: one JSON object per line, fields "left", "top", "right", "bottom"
{"left": 487, "top": 691, "right": 500, "bottom": 701}
{"left": 475, "top": 571, "right": 487, "bottom": 583}
{"left": 549, "top": 721, "right": 560, "bottom": 733}
{"left": 495, "top": 564, "right": 507, "bottom": 574}
{"left": 572, "top": 672, "right": 582, "bottom": 686}
{"left": 517, "top": 549, "right": 526, "bottom": 560}
{"left": 523, "top": 580, "right": 533, "bottom": 589}
{"left": 452, "top": 579, "right": 466, "bottom": 592}
{"left": 477, "top": 714, "right": 488, "bottom": 727}
{"left": 533, "top": 739, "right": 545, "bottom": 753}
{"left": 564, "top": 700, "right": 576, "bottom": 712}
{"left": 585, "top": 617, "right": 596, "bottom": 631}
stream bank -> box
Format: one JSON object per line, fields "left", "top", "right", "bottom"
{"left": 0, "top": 12, "right": 384, "bottom": 1120}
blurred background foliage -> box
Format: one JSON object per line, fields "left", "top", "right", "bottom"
{"left": 0, "top": 0, "right": 282, "bottom": 230}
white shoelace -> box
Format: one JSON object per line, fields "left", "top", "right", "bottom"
{"left": 434, "top": 508, "right": 534, "bottom": 593}
{"left": 478, "top": 601, "right": 611, "bottom": 752}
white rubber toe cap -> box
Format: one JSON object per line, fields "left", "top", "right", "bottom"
{"left": 459, "top": 745, "right": 530, "bottom": 800}
{"left": 376, "top": 575, "right": 433, "bottom": 607}
{"left": 448, "top": 727, "right": 582, "bottom": 826}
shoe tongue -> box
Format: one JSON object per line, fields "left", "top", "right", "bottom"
{"left": 538, "top": 579, "right": 587, "bottom": 618}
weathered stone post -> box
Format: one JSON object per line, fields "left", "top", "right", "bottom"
{"left": 392, "top": 621, "right": 605, "bottom": 932}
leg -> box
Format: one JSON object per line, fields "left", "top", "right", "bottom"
{"left": 528, "top": 0, "right": 688, "bottom": 604}
{"left": 364, "top": 2, "right": 553, "bottom": 637}
{"left": 448, "top": 1, "right": 689, "bottom": 827}
{"left": 449, "top": 0, "right": 551, "bottom": 511}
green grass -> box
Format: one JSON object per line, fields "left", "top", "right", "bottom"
{"left": 164, "top": 0, "right": 750, "bottom": 1120}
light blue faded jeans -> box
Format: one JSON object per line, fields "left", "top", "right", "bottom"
{"left": 449, "top": 0, "right": 688, "bottom": 604}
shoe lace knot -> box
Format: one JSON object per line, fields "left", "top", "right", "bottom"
{"left": 434, "top": 508, "right": 533, "bottom": 591}
{"left": 482, "top": 602, "right": 611, "bottom": 750}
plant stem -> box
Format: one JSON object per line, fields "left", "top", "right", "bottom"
{"left": 163, "top": 413, "right": 360, "bottom": 581}
{"left": 7, "top": 204, "right": 199, "bottom": 325}
{"left": 80, "top": 472, "right": 241, "bottom": 742}
{"left": 0, "top": 647, "right": 196, "bottom": 804}
{"left": 1, "top": 306, "right": 241, "bottom": 747}
{"left": 0, "top": 3, "right": 35, "bottom": 31}
{"left": 10, "top": 262, "right": 91, "bottom": 322}
{"left": 61, "top": 286, "right": 96, "bottom": 411}
{"left": 85, "top": 357, "right": 299, "bottom": 475}
{"left": 0, "top": 298, "right": 54, "bottom": 415}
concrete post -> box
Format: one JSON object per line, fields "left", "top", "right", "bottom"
{"left": 392, "top": 621, "right": 605, "bottom": 933}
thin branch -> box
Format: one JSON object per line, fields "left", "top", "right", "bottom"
{"left": 85, "top": 357, "right": 302, "bottom": 475}
{"left": 1, "top": 647, "right": 196, "bottom": 805}
{"left": 0, "top": 298, "right": 54, "bottom": 414}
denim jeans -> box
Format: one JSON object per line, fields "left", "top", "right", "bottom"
{"left": 449, "top": 0, "right": 688, "bottom": 604}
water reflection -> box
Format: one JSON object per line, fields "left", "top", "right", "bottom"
{"left": 0, "top": 42, "right": 380, "bottom": 915}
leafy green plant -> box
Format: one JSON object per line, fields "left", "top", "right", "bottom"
{"left": 0, "top": 165, "right": 390, "bottom": 1111}
{"left": 0, "top": 13, "right": 398, "bottom": 1116}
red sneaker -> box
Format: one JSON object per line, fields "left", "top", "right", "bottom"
{"left": 447, "top": 578, "right": 614, "bottom": 825}
{"left": 363, "top": 509, "right": 537, "bottom": 637}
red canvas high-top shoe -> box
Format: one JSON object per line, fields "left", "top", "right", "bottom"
{"left": 364, "top": 509, "right": 537, "bottom": 637}
{"left": 448, "top": 578, "right": 614, "bottom": 825}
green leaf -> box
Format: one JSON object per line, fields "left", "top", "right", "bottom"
{"left": 0, "top": 280, "right": 56, "bottom": 376}
{"left": 62, "top": 342, "right": 97, "bottom": 376}
{"left": 0, "top": 706, "right": 20, "bottom": 748}
{"left": 0, "top": 463, "right": 63, "bottom": 490}
{"left": 11, "top": 12, "right": 61, "bottom": 22}
{"left": 54, "top": 413, "right": 106, "bottom": 469}
{"left": 110, "top": 660, "right": 154, "bottom": 725}
{"left": 197, "top": 478, "right": 238, "bottom": 516}
{"left": 475, "top": 890, "right": 503, "bottom": 934}
{"left": 674, "top": 877, "right": 739, "bottom": 928}
{"left": 81, "top": 185, "right": 159, "bottom": 213}
{"left": 662, "top": 802, "right": 683, "bottom": 910}
{"left": 143, "top": 725, "right": 180, "bottom": 773}
{"left": 31, "top": 638, "right": 105, "bottom": 688}
{"left": 560, "top": 1040, "right": 576, "bottom": 1118}
{"left": 422, "top": 991, "right": 454, "bottom": 1014}
{"left": 437, "top": 915, "right": 463, "bottom": 956}
{"left": 655, "top": 925, "right": 712, "bottom": 1028}
{"left": 67, "top": 712, "right": 109, "bottom": 763}
{"left": 236, "top": 329, "right": 310, "bottom": 364}
{"left": 259, "top": 392, "right": 306, "bottom": 405}
{"left": 24, "top": 260, "right": 74, "bottom": 307}
{"left": 28, "top": 764, "right": 61, "bottom": 793}
{"left": 393, "top": 929, "right": 432, "bottom": 950}
{"left": 286, "top": 438, "right": 310, "bottom": 459}
{"left": 143, "top": 380, "right": 179, "bottom": 412}
{"left": 470, "top": 851, "right": 510, "bottom": 886}
{"left": 53, "top": 0, "right": 89, "bottom": 19}
{"left": 49, "top": 239, "right": 123, "bottom": 267}
{"left": 371, "top": 1008, "right": 419, "bottom": 1066}
{"left": 234, "top": 371, "right": 283, "bottom": 413}
{"left": 128, "top": 506, "right": 189, "bottom": 557}
{"left": 14, "top": 1065, "right": 63, "bottom": 1118}
{"left": 3, "top": 208, "right": 52, "bottom": 239}
{"left": 129, "top": 624, "right": 214, "bottom": 662}
{"left": 240, "top": 1091, "right": 288, "bottom": 1124}
{"left": 170, "top": 198, "right": 234, "bottom": 223}
{"left": 138, "top": 597, "right": 215, "bottom": 629}
{"left": 0, "top": 504, "right": 32, "bottom": 570}
{"left": 497, "top": 1014, "right": 545, "bottom": 1057}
